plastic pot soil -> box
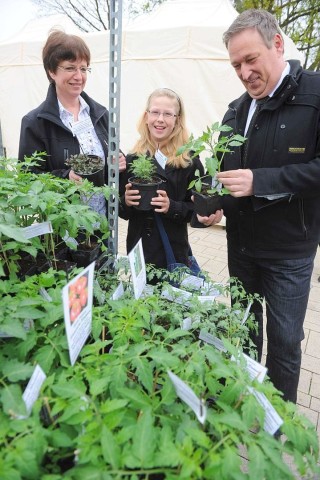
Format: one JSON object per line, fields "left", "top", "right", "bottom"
{"left": 70, "top": 243, "right": 101, "bottom": 267}
{"left": 75, "top": 155, "right": 105, "bottom": 187}
{"left": 192, "top": 190, "right": 222, "bottom": 216}
{"left": 129, "top": 176, "right": 163, "bottom": 211}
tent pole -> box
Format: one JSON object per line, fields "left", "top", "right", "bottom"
{"left": 107, "top": 0, "right": 122, "bottom": 258}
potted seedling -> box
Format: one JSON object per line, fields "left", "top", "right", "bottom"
{"left": 128, "top": 154, "right": 164, "bottom": 211}
{"left": 65, "top": 154, "right": 105, "bottom": 186}
{"left": 178, "top": 122, "right": 246, "bottom": 216}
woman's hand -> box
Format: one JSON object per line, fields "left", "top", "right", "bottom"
{"left": 151, "top": 190, "right": 170, "bottom": 213}
{"left": 196, "top": 210, "right": 224, "bottom": 226}
{"left": 125, "top": 183, "right": 140, "bottom": 207}
{"left": 69, "top": 170, "right": 82, "bottom": 182}
{"left": 119, "top": 152, "right": 126, "bottom": 173}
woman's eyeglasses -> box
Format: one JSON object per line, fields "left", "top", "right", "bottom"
{"left": 147, "top": 110, "right": 177, "bottom": 119}
{"left": 58, "top": 66, "right": 92, "bottom": 74}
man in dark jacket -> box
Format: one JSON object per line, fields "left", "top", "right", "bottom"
{"left": 199, "top": 9, "right": 320, "bottom": 404}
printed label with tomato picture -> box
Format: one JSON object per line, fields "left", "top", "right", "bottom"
{"left": 68, "top": 273, "right": 89, "bottom": 323}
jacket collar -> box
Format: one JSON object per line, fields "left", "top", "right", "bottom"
{"left": 37, "top": 83, "right": 106, "bottom": 125}
{"left": 228, "top": 59, "right": 302, "bottom": 112}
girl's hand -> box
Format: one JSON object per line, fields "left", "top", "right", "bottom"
{"left": 125, "top": 183, "right": 140, "bottom": 206}
{"left": 151, "top": 190, "right": 170, "bottom": 213}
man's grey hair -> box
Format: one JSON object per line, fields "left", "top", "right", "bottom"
{"left": 223, "top": 9, "right": 283, "bottom": 49}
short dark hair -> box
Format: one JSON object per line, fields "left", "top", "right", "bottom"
{"left": 42, "top": 29, "right": 91, "bottom": 83}
{"left": 223, "top": 9, "right": 282, "bottom": 49}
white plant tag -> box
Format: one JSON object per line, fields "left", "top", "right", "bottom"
{"left": 180, "top": 275, "right": 204, "bottom": 290}
{"left": 202, "top": 282, "right": 222, "bottom": 296}
{"left": 168, "top": 370, "right": 207, "bottom": 424}
{"left": 111, "top": 282, "right": 124, "bottom": 300}
{"left": 155, "top": 148, "right": 167, "bottom": 169}
{"left": 248, "top": 387, "right": 283, "bottom": 435}
{"left": 231, "top": 352, "right": 267, "bottom": 383}
{"left": 19, "top": 365, "right": 46, "bottom": 419}
{"left": 39, "top": 288, "right": 53, "bottom": 302}
{"left": 22, "top": 221, "right": 53, "bottom": 239}
{"left": 71, "top": 117, "right": 94, "bottom": 136}
{"left": 197, "top": 295, "right": 216, "bottom": 303}
{"left": 199, "top": 330, "right": 227, "bottom": 352}
{"left": 242, "top": 301, "right": 253, "bottom": 325}
{"left": 161, "top": 287, "right": 192, "bottom": 305}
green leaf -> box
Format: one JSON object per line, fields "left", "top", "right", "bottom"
{"left": 34, "top": 345, "right": 57, "bottom": 371}
{"left": 248, "top": 444, "right": 266, "bottom": 478}
{"left": 89, "top": 377, "right": 110, "bottom": 396}
{"left": 100, "top": 425, "right": 120, "bottom": 468}
{"left": 0, "top": 322, "right": 28, "bottom": 340}
{"left": 50, "top": 429, "right": 74, "bottom": 448}
{"left": 2, "top": 359, "right": 34, "bottom": 382}
{"left": 0, "top": 466, "right": 20, "bottom": 480}
{"left": 0, "top": 384, "right": 27, "bottom": 417}
{"left": 52, "top": 380, "right": 86, "bottom": 398}
{"left": 0, "top": 224, "right": 30, "bottom": 243}
{"left": 131, "top": 408, "right": 156, "bottom": 467}
{"left": 117, "top": 387, "right": 152, "bottom": 408}
{"left": 131, "top": 357, "right": 154, "bottom": 393}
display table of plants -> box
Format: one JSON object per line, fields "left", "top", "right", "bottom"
{"left": 0, "top": 157, "right": 319, "bottom": 479}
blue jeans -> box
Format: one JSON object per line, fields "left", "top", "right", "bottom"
{"left": 228, "top": 247, "right": 316, "bottom": 403}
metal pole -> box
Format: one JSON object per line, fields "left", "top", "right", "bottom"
{"left": 0, "top": 121, "right": 4, "bottom": 157}
{"left": 107, "top": 0, "right": 122, "bottom": 257}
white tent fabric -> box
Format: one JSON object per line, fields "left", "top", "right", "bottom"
{"left": 0, "top": 0, "right": 304, "bottom": 158}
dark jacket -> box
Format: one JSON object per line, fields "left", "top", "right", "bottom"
{"left": 221, "top": 60, "right": 320, "bottom": 259}
{"left": 18, "top": 83, "right": 109, "bottom": 178}
{"left": 119, "top": 154, "right": 204, "bottom": 269}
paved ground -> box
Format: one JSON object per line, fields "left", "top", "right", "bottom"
{"left": 118, "top": 218, "right": 320, "bottom": 443}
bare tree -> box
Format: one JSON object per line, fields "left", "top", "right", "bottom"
{"left": 31, "top": 0, "right": 166, "bottom": 32}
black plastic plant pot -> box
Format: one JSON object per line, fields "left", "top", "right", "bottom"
{"left": 76, "top": 168, "right": 105, "bottom": 187}
{"left": 192, "top": 190, "right": 222, "bottom": 216}
{"left": 129, "top": 176, "right": 163, "bottom": 211}
{"left": 70, "top": 243, "right": 101, "bottom": 268}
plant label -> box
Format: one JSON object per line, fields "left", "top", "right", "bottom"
{"left": 18, "top": 365, "right": 46, "bottom": 419}
{"left": 128, "top": 239, "right": 146, "bottom": 299}
{"left": 62, "top": 262, "right": 95, "bottom": 365}
{"left": 199, "top": 330, "right": 227, "bottom": 352}
{"left": 231, "top": 352, "right": 267, "bottom": 383}
{"left": 161, "top": 286, "right": 192, "bottom": 306}
{"left": 22, "top": 221, "right": 53, "bottom": 239}
{"left": 248, "top": 387, "right": 283, "bottom": 435}
{"left": 168, "top": 370, "right": 207, "bottom": 424}
{"left": 111, "top": 281, "right": 125, "bottom": 300}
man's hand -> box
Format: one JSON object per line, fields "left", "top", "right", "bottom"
{"left": 217, "top": 169, "right": 253, "bottom": 197}
{"left": 197, "top": 209, "right": 224, "bottom": 227}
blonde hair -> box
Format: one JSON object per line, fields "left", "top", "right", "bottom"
{"left": 131, "top": 88, "right": 191, "bottom": 168}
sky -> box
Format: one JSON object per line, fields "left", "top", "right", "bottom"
{"left": 0, "top": 0, "right": 38, "bottom": 42}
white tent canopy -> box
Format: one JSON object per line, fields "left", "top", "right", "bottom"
{"left": 0, "top": 0, "right": 304, "bottom": 158}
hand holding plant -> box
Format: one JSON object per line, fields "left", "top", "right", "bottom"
{"left": 177, "top": 122, "right": 246, "bottom": 196}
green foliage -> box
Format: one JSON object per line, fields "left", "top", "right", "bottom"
{"left": 129, "top": 154, "right": 158, "bottom": 183}
{"left": 0, "top": 155, "right": 110, "bottom": 277}
{"left": 65, "top": 154, "right": 104, "bottom": 175}
{"left": 0, "top": 162, "right": 319, "bottom": 477}
{"left": 177, "top": 122, "right": 246, "bottom": 196}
